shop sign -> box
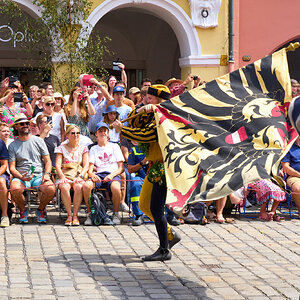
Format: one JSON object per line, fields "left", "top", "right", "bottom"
{"left": 0, "top": 24, "right": 33, "bottom": 48}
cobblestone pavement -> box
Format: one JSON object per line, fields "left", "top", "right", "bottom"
{"left": 1, "top": 209, "right": 300, "bottom": 300}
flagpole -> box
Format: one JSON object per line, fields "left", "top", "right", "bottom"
{"left": 285, "top": 42, "right": 299, "bottom": 52}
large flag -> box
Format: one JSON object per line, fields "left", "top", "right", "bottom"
{"left": 155, "top": 48, "right": 292, "bottom": 214}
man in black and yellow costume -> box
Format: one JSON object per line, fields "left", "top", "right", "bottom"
{"left": 112, "top": 85, "right": 181, "bottom": 261}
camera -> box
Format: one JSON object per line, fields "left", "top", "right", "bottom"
{"left": 113, "top": 61, "right": 122, "bottom": 71}
{"left": 47, "top": 116, "right": 52, "bottom": 123}
{"left": 193, "top": 76, "right": 198, "bottom": 80}
{"left": 14, "top": 92, "right": 23, "bottom": 102}
{"left": 9, "top": 76, "right": 19, "bottom": 88}
{"left": 82, "top": 75, "right": 93, "bottom": 87}
{"left": 78, "top": 89, "right": 86, "bottom": 101}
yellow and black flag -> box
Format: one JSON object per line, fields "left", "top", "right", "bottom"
{"left": 155, "top": 48, "right": 292, "bottom": 214}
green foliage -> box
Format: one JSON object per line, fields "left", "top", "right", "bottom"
{"left": 0, "top": 0, "right": 111, "bottom": 95}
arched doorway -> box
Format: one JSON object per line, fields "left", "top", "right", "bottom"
{"left": 91, "top": 7, "right": 181, "bottom": 87}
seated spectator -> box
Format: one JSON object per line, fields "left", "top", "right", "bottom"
{"left": 65, "top": 87, "right": 95, "bottom": 137}
{"left": 103, "top": 105, "right": 121, "bottom": 143}
{"left": 0, "top": 139, "right": 9, "bottom": 227}
{"left": 128, "top": 87, "right": 141, "bottom": 105}
{"left": 55, "top": 124, "right": 89, "bottom": 226}
{"left": 0, "top": 122, "right": 13, "bottom": 146}
{"left": 127, "top": 141, "right": 148, "bottom": 225}
{"left": 0, "top": 89, "right": 33, "bottom": 138}
{"left": 248, "top": 179, "right": 285, "bottom": 221}
{"left": 282, "top": 135, "right": 300, "bottom": 218}
{"left": 83, "top": 122, "right": 124, "bottom": 225}
{"left": 36, "top": 114, "right": 60, "bottom": 167}
{"left": 140, "top": 78, "right": 152, "bottom": 88}
{"left": 9, "top": 113, "right": 55, "bottom": 224}
{"left": 31, "top": 88, "right": 46, "bottom": 117}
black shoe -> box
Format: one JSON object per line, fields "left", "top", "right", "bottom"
{"left": 132, "top": 215, "right": 144, "bottom": 226}
{"left": 167, "top": 212, "right": 181, "bottom": 226}
{"left": 142, "top": 247, "right": 171, "bottom": 262}
{"left": 168, "top": 229, "right": 181, "bottom": 249}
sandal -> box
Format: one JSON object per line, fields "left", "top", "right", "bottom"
{"left": 72, "top": 217, "right": 80, "bottom": 226}
{"left": 65, "top": 216, "right": 72, "bottom": 226}
{"left": 273, "top": 215, "right": 284, "bottom": 222}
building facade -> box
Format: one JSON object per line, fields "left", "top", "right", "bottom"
{"left": 0, "top": 0, "right": 299, "bottom": 89}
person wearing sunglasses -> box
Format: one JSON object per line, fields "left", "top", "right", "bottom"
{"left": 36, "top": 96, "right": 65, "bottom": 143}
{"left": 55, "top": 124, "right": 89, "bottom": 226}
{"left": 8, "top": 113, "right": 55, "bottom": 224}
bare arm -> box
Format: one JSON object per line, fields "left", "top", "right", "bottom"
{"left": 0, "top": 159, "right": 8, "bottom": 176}
{"left": 23, "top": 93, "right": 33, "bottom": 117}
{"left": 103, "top": 161, "right": 124, "bottom": 182}
{"left": 282, "top": 161, "right": 300, "bottom": 178}
{"left": 9, "top": 161, "right": 33, "bottom": 181}
{"left": 119, "top": 63, "right": 127, "bottom": 88}
{"left": 86, "top": 96, "right": 95, "bottom": 116}
{"left": 79, "top": 151, "right": 89, "bottom": 177}
{"left": 70, "top": 91, "right": 79, "bottom": 117}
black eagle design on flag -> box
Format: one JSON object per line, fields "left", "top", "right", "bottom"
{"left": 154, "top": 49, "right": 292, "bottom": 214}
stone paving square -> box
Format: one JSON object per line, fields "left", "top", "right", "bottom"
{"left": 0, "top": 207, "right": 300, "bottom": 299}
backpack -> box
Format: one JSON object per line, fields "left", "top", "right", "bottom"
{"left": 89, "top": 190, "right": 114, "bottom": 226}
{"left": 182, "top": 202, "right": 208, "bottom": 225}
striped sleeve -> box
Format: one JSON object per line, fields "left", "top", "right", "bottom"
{"left": 121, "top": 121, "right": 157, "bottom": 143}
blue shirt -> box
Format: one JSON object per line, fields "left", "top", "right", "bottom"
{"left": 128, "top": 146, "right": 148, "bottom": 178}
{"left": 88, "top": 97, "right": 107, "bottom": 133}
{"left": 0, "top": 140, "right": 8, "bottom": 160}
{"left": 117, "top": 105, "right": 132, "bottom": 127}
{"left": 282, "top": 142, "right": 300, "bottom": 173}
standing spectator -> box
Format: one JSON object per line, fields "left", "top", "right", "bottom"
{"left": 109, "top": 86, "right": 132, "bottom": 126}
{"left": 29, "top": 117, "right": 40, "bottom": 136}
{"left": 128, "top": 87, "right": 141, "bottom": 105}
{"left": 141, "top": 78, "right": 152, "bottom": 88}
{"left": 53, "top": 92, "right": 67, "bottom": 141}
{"left": 36, "top": 114, "right": 60, "bottom": 167}
{"left": 37, "top": 97, "right": 65, "bottom": 143}
{"left": 102, "top": 105, "right": 121, "bottom": 143}
{"left": 106, "top": 81, "right": 135, "bottom": 110}
{"left": 55, "top": 124, "right": 89, "bottom": 226}
{"left": 0, "top": 89, "right": 33, "bottom": 138}
{"left": 87, "top": 78, "right": 110, "bottom": 140}
{"left": 40, "top": 83, "right": 54, "bottom": 97}
{"left": 64, "top": 87, "right": 95, "bottom": 137}
{"left": 9, "top": 113, "right": 55, "bottom": 224}
{"left": 28, "top": 85, "right": 38, "bottom": 102}
{"left": 136, "top": 86, "right": 149, "bottom": 109}
{"left": 83, "top": 122, "right": 124, "bottom": 225}
{"left": 106, "top": 75, "right": 117, "bottom": 98}
{"left": 0, "top": 139, "right": 9, "bottom": 227}
{"left": 291, "top": 79, "right": 299, "bottom": 97}
{"left": 31, "top": 88, "right": 46, "bottom": 117}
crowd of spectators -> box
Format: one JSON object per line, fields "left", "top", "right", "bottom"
{"left": 0, "top": 69, "right": 299, "bottom": 228}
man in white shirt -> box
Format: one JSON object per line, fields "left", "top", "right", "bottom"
{"left": 83, "top": 122, "right": 124, "bottom": 225}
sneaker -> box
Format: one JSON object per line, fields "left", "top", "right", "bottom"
{"left": 132, "top": 215, "right": 144, "bottom": 226}
{"left": 36, "top": 209, "right": 47, "bottom": 223}
{"left": 119, "top": 202, "right": 130, "bottom": 213}
{"left": 167, "top": 212, "right": 181, "bottom": 226}
{"left": 112, "top": 212, "right": 121, "bottom": 225}
{"left": 0, "top": 216, "right": 10, "bottom": 227}
{"left": 19, "top": 210, "right": 28, "bottom": 224}
{"left": 84, "top": 213, "right": 93, "bottom": 226}
{"left": 168, "top": 228, "right": 181, "bottom": 249}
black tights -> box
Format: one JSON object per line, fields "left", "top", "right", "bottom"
{"left": 150, "top": 182, "right": 168, "bottom": 249}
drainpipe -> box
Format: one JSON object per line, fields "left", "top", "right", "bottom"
{"left": 228, "top": 0, "right": 234, "bottom": 72}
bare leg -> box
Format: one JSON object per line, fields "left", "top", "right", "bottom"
{"left": 10, "top": 180, "right": 26, "bottom": 211}
{"left": 82, "top": 180, "right": 94, "bottom": 213}
{"left": 38, "top": 180, "right": 55, "bottom": 210}
{"left": 59, "top": 183, "right": 73, "bottom": 218}
{"left": 120, "top": 172, "right": 126, "bottom": 205}
{"left": 72, "top": 182, "right": 83, "bottom": 218}
{"left": 291, "top": 182, "right": 300, "bottom": 218}
{"left": 216, "top": 197, "right": 226, "bottom": 223}
{"left": 111, "top": 181, "right": 121, "bottom": 213}
{"left": 0, "top": 177, "right": 8, "bottom": 217}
